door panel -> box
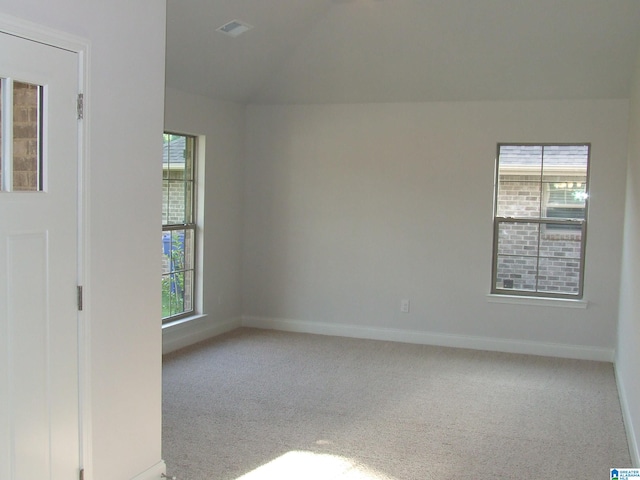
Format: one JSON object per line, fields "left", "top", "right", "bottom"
{"left": 0, "top": 32, "right": 80, "bottom": 479}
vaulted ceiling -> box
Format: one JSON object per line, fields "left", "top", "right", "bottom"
{"left": 165, "top": 0, "right": 640, "bottom": 105}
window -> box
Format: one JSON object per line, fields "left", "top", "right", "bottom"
{"left": 162, "top": 133, "right": 197, "bottom": 321}
{"left": 491, "top": 144, "right": 590, "bottom": 298}
{"left": 1, "top": 79, "right": 44, "bottom": 192}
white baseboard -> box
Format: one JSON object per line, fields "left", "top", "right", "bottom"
{"left": 130, "top": 460, "right": 166, "bottom": 480}
{"left": 241, "top": 316, "right": 614, "bottom": 362}
{"left": 162, "top": 315, "right": 242, "bottom": 354}
{"left": 615, "top": 363, "right": 640, "bottom": 467}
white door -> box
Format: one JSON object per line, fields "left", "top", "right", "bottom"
{"left": 0, "top": 32, "right": 81, "bottom": 479}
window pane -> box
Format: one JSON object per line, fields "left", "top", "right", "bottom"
{"left": 541, "top": 145, "right": 588, "bottom": 228}
{"left": 162, "top": 231, "right": 174, "bottom": 274}
{"left": 171, "top": 229, "right": 186, "bottom": 268}
{"left": 164, "top": 133, "right": 187, "bottom": 180}
{"left": 544, "top": 181, "right": 588, "bottom": 207}
{"left": 169, "top": 272, "right": 184, "bottom": 316}
{"left": 537, "top": 256, "right": 581, "bottom": 295}
{"left": 183, "top": 180, "right": 194, "bottom": 224}
{"left": 162, "top": 271, "right": 185, "bottom": 318}
{"left": 540, "top": 227, "right": 582, "bottom": 260}
{"left": 498, "top": 145, "right": 543, "bottom": 175}
{"left": 162, "top": 134, "right": 171, "bottom": 180}
{"left": 497, "top": 221, "right": 539, "bottom": 257}
{"left": 182, "top": 270, "right": 194, "bottom": 313}
{"left": 162, "top": 179, "right": 169, "bottom": 224}
{"left": 183, "top": 135, "right": 194, "bottom": 180}
{"left": 13, "top": 81, "right": 42, "bottom": 191}
{"left": 495, "top": 221, "right": 584, "bottom": 296}
{"left": 546, "top": 216, "right": 584, "bottom": 239}
{"left": 164, "top": 179, "right": 185, "bottom": 224}
{"left": 497, "top": 145, "right": 542, "bottom": 218}
{"left": 161, "top": 274, "right": 172, "bottom": 317}
{"left": 496, "top": 221, "right": 539, "bottom": 291}
{"left": 162, "top": 178, "right": 194, "bottom": 225}
{"left": 496, "top": 179, "right": 541, "bottom": 217}
{"left": 495, "top": 255, "right": 538, "bottom": 292}
{"left": 539, "top": 227, "right": 583, "bottom": 293}
{"left": 542, "top": 180, "right": 587, "bottom": 231}
{"left": 183, "top": 228, "right": 195, "bottom": 270}
{"left": 541, "top": 145, "right": 588, "bottom": 179}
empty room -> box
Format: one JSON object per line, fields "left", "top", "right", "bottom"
{"left": 160, "top": 0, "right": 640, "bottom": 478}
{"left": 1, "top": 0, "right": 639, "bottom": 479}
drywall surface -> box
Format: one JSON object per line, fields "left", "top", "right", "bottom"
{"left": 244, "top": 100, "right": 628, "bottom": 354}
{"left": 617, "top": 43, "right": 640, "bottom": 466}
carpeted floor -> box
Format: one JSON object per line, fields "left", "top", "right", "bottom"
{"left": 162, "top": 328, "right": 631, "bottom": 479}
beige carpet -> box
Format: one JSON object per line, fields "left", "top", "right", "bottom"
{"left": 162, "top": 328, "right": 631, "bottom": 479}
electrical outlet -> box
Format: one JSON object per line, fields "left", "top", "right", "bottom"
{"left": 400, "top": 299, "right": 410, "bottom": 313}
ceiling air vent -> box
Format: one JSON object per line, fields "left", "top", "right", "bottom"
{"left": 216, "top": 20, "right": 253, "bottom": 37}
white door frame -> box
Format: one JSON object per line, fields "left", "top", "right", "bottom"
{"left": 0, "top": 12, "right": 92, "bottom": 478}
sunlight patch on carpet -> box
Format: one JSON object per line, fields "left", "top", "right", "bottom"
{"left": 235, "top": 451, "right": 395, "bottom": 480}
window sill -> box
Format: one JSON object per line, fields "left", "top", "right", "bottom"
{"left": 162, "top": 313, "right": 208, "bottom": 331}
{"left": 486, "top": 294, "right": 588, "bottom": 309}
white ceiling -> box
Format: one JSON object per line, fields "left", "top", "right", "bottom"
{"left": 165, "top": 0, "right": 640, "bottom": 105}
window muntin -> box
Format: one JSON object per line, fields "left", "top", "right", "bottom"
{"left": 492, "top": 144, "right": 590, "bottom": 298}
{"left": 162, "top": 133, "right": 196, "bottom": 321}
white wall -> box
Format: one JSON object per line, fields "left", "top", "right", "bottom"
{"left": 0, "top": 1, "right": 166, "bottom": 479}
{"left": 617, "top": 43, "right": 640, "bottom": 466}
{"left": 163, "top": 88, "right": 246, "bottom": 352}
{"left": 244, "top": 100, "right": 629, "bottom": 359}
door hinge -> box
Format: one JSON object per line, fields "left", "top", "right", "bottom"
{"left": 77, "top": 286, "right": 83, "bottom": 311}
{"left": 77, "top": 93, "right": 84, "bottom": 120}
{"left": 79, "top": 468, "right": 85, "bottom": 480}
